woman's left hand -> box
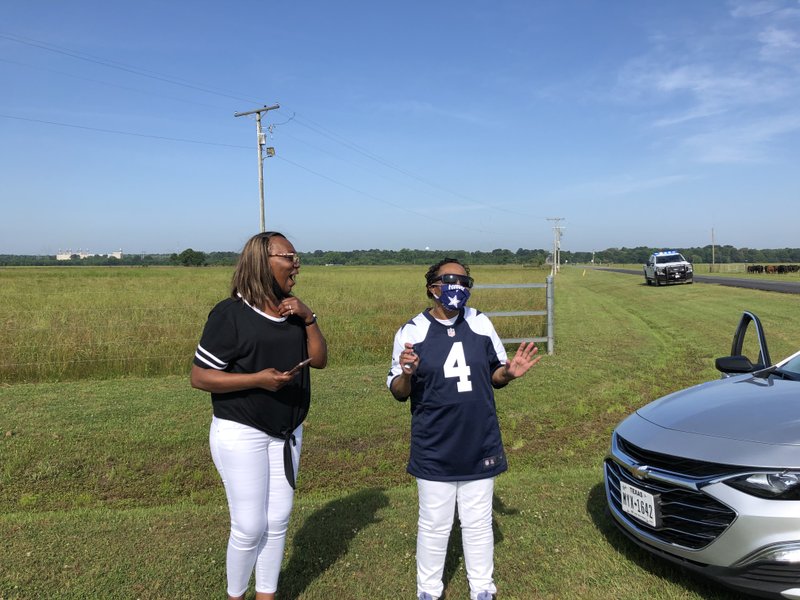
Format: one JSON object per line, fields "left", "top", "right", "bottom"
{"left": 279, "top": 295, "right": 327, "bottom": 369}
{"left": 505, "top": 342, "right": 541, "bottom": 380}
{"left": 278, "top": 297, "right": 313, "bottom": 324}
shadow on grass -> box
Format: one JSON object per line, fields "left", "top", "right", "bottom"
{"left": 278, "top": 487, "right": 389, "bottom": 599}
{"left": 586, "top": 482, "right": 742, "bottom": 600}
{"left": 440, "top": 493, "right": 512, "bottom": 591}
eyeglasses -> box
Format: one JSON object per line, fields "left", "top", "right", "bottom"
{"left": 269, "top": 253, "right": 301, "bottom": 266}
{"left": 431, "top": 273, "right": 474, "bottom": 288}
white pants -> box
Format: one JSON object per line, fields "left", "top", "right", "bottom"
{"left": 209, "top": 416, "right": 302, "bottom": 597}
{"left": 416, "top": 477, "right": 497, "bottom": 600}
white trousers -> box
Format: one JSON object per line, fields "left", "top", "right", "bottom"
{"left": 209, "top": 416, "right": 302, "bottom": 597}
{"left": 416, "top": 477, "right": 497, "bottom": 600}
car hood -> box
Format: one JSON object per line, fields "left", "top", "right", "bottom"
{"left": 636, "top": 375, "right": 800, "bottom": 445}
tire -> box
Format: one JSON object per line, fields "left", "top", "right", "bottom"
{"left": 645, "top": 276, "right": 652, "bottom": 285}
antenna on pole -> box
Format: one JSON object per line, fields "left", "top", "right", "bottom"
{"left": 234, "top": 103, "right": 280, "bottom": 232}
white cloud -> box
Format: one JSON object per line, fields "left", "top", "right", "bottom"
{"left": 613, "top": 1, "right": 800, "bottom": 163}
{"left": 373, "top": 99, "right": 485, "bottom": 125}
{"left": 730, "top": 0, "right": 786, "bottom": 19}
{"left": 683, "top": 113, "right": 800, "bottom": 163}
{"left": 559, "top": 174, "right": 694, "bottom": 199}
{"left": 758, "top": 26, "right": 800, "bottom": 59}
{"left": 730, "top": 0, "right": 800, "bottom": 20}
{"left": 652, "top": 106, "right": 728, "bottom": 128}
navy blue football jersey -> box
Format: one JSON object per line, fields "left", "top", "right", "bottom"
{"left": 387, "top": 307, "right": 509, "bottom": 481}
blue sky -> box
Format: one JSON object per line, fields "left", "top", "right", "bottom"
{"left": 2, "top": 0, "right": 799, "bottom": 255}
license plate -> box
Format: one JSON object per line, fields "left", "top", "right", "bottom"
{"left": 620, "top": 481, "right": 660, "bottom": 527}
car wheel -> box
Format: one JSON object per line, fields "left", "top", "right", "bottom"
{"left": 645, "top": 276, "right": 651, "bottom": 285}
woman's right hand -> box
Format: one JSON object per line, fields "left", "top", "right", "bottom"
{"left": 400, "top": 342, "right": 419, "bottom": 375}
{"left": 257, "top": 367, "right": 302, "bottom": 392}
{"left": 390, "top": 343, "right": 417, "bottom": 401}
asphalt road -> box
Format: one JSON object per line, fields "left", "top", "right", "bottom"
{"left": 597, "top": 268, "right": 800, "bottom": 295}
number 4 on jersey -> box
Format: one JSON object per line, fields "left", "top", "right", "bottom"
{"left": 443, "top": 341, "right": 472, "bottom": 392}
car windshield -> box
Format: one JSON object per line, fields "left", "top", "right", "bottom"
{"left": 778, "top": 351, "right": 800, "bottom": 377}
{"left": 655, "top": 254, "right": 684, "bottom": 264}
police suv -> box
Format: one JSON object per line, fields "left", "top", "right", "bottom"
{"left": 643, "top": 251, "right": 693, "bottom": 286}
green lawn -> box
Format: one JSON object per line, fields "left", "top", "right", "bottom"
{"left": 3, "top": 266, "right": 799, "bottom": 599}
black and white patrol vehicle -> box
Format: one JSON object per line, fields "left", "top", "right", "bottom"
{"left": 643, "top": 250, "right": 693, "bottom": 286}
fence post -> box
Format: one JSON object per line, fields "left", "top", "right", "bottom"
{"left": 546, "top": 275, "right": 554, "bottom": 355}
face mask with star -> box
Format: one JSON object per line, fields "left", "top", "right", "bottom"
{"left": 434, "top": 284, "right": 470, "bottom": 311}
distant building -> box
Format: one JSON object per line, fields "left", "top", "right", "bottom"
{"left": 56, "top": 249, "right": 124, "bottom": 261}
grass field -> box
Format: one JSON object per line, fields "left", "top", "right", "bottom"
{"left": 0, "top": 265, "right": 547, "bottom": 383}
{"left": 2, "top": 265, "right": 800, "bottom": 599}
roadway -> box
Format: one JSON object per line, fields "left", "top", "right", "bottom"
{"left": 596, "top": 268, "right": 800, "bottom": 295}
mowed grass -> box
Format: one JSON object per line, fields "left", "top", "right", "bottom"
{"left": 3, "top": 266, "right": 800, "bottom": 599}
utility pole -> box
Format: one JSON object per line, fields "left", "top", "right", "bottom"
{"left": 234, "top": 103, "right": 280, "bottom": 232}
{"left": 711, "top": 227, "right": 716, "bottom": 273}
{"left": 546, "top": 218, "right": 565, "bottom": 275}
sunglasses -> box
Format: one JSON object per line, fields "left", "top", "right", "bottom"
{"left": 430, "top": 273, "right": 474, "bottom": 288}
{"left": 269, "top": 252, "right": 301, "bottom": 266}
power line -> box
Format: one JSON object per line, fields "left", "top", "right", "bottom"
{"left": 0, "top": 57, "right": 231, "bottom": 111}
{"left": 286, "top": 111, "right": 539, "bottom": 219}
{"left": 0, "top": 113, "right": 249, "bottom": 149}
{"left": 274, "top": 155, "right": 496, "bottom": 235}
{"left": 0, "top": 32, "right": 261, "bottom": 104}
{"left": 0, "top": 112, "right": 502, "bottom": 236}
{"left": 3, "top": 31, "right": 539, "bottom": 222}
{"left": 2, "top": 32, "right": 538, "bottom": 242}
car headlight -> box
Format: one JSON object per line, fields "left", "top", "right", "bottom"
{"left": 726, "top": 472, "right": 800, "bottom": 499}
{"left": 656, "top": 267, "right": 665, "bottom": 274}
{"left": 686, "top": 265, "right": 693, "bottom": 272}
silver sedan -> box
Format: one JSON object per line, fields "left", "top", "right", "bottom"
{"left": 605, "top": 312, "right": 800, "bottom": 599}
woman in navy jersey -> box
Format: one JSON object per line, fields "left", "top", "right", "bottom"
{"left": 191, "top": 231, "right": 327, "bottom": 600}
{"left": 387, "top": 258, "right": 539, "bottom": 600}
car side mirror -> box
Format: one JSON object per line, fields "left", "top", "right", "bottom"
{"left": 728, "top": 311, "right": 771, "bottom": 371}
{"left": 715, "top": 355, "right": 754, "bottom": 374}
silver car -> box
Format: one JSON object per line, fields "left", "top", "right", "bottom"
{"left": 604, "top": 312, "right": 800, "bottom": 599}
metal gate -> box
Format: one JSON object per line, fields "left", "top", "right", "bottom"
{"left": 475, "top": 275, "right": 554, "bottom": 355}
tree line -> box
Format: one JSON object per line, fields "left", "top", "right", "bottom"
{"left": 580, "top": 245, "right": 800, "bottom": 265}
{"left": 2, "top": 245, "right": 799, "bottom": 267}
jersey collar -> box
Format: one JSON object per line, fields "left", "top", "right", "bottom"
{"left": 237, "top": 293, "right": 287, "bottom": 322}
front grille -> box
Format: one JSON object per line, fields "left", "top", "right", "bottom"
{"left": 662, "top": 265, "right": 691, "bottom": 278}
{"left": 605, "top": 439, "right": 737, "bottom": 550}
{"left": 616, "top": 437, "right": 744, "bottom": 478}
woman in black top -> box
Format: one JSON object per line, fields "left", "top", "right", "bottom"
{"left": 191, "top": 231, "right": 327, "bottom": 600}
